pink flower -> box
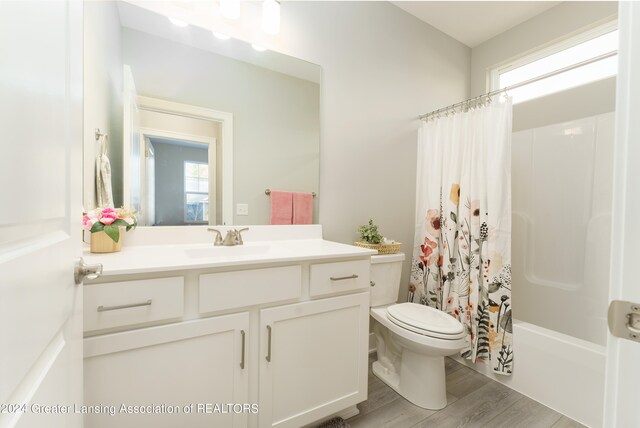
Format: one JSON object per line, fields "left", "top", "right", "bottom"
{"left": 98, "top": 208, "right": 118, "bottom": 225}
{"left": 425, "top": 209, "right": 441, "bottom": 237}
{"left": 82, "top": 215, "right": 96, "bottom": 231}
{"left": 419, "top": 237, "right": 437, "bottom": 266}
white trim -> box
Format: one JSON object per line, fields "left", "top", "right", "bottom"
{"left": 138, "top": 127, "right": 215, "bottom": 146}
{"left": 135, "top": 96, "right": 234, "bottom": 225}
{"left": 604, "top": 2, "right": 640, "bottom": 426}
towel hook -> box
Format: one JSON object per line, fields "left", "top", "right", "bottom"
{"left": 95, "top": 128, "right": 106, "bottom": 141}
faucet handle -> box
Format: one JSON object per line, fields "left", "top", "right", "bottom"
{"left": 207, "top": 228, "right": 223, "bottom": 246}
{"left": 236, "top": 227, "right": 249, "bottom": 245}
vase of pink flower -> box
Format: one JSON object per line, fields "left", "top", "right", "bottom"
{"left": 83, "top": 207, "right": 137, "bottom": 253}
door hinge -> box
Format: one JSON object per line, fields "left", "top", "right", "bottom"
{"left": 608, "top": 300, "right": 640, "bottom": 342}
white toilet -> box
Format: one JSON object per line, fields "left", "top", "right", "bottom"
{"left": 369, "top": 253, "right": 467, "bottom": 410}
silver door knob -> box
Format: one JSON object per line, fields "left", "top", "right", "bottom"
{"left": 74, "top": 258, "right": 103, "bottom": 285}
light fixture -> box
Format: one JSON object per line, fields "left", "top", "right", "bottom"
{"left": 219, "top": 0, "right": 241, "bottom": 20}
{"left": 262, "top": 0, "right": 280, "bottom": 35}
{"left": 213, "top": 32, "right": 231, "bottom": 40}
{"left": 251, "top": 43, "right": 267, "bottom": 52}
{"left": 167, "top": 17, "right": 189, "bottom": 27}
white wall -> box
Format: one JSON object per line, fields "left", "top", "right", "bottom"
{"left": 278, "top": 2, "right": 471, "bottom": 299}
{"left": 121, "top": 28, "right": 320, "bottom": 226}
{"left": 83, "top": 1, "right": 123, "bottom": 209}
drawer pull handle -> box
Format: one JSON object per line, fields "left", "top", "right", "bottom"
{"left": 240, "top": 330, "right": 246, "bottom": 370}
{"left": 266, "top": 325, "right": 272, "bottom": 363}
{"left": 97, "top": 299, "right": 152, "bottom": 312}
{"left": 330, "top": 274, "right": 359, "bottom": 281}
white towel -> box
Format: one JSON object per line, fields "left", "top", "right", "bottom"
{"left": 96, "top": 135, "right": 114, "bottom": 208}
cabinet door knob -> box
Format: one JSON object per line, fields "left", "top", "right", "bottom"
{"left": 266, "top": 325, "right": 272, "bottom": 363}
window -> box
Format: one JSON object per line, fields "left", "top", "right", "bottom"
{"left": 493, "top": 26, "right": 618, "bottom": 104}
{"left": 184, "top": 161, "right": 208, "bottom": 223}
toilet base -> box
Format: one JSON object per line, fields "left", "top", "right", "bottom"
{"left": 372, "top": 350, "right": 448, "bottom": 410}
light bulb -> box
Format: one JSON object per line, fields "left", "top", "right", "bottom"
{"left": 219, "top": 0, "right": 241, "bottom": 20}
{"left": 262, "top": 0, "right": 280, "bottom": 35}
{"left": 252, "top": 43, "right": 267, "bottom": 52}
{"left": 213, "top": 32, "right": 231, "bottom": 40}
{"left": 168, "top": 17, "right": 188, "bottom": 27}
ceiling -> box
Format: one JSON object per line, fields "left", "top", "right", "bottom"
{"left": 392, "top": 1, "right": 561, "bottom": 48}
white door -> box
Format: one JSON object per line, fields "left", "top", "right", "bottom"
{"left": 259, "top": 293, "right": 369, "bottom": 428}
{"left": 0, "top": 2, "right": 83, "bottom": 427}
{"left": 603, "top": 2, "right": 640, "bottom": 427}
{"left": 122, "top": 65, "right": 141, "bottom": 219}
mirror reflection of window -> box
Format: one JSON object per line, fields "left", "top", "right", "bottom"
{"left": 150, "top": 138, "right": 210, "bottom": 226}
{"left": 184, "top": 161, "right": 209, "bottom": 223}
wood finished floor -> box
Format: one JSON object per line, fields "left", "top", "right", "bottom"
{"left": 347, "top": 355, "right": 586, "bottom": 428}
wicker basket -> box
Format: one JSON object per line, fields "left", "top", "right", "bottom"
{"left": 354, "top": 241, "right": 401, "bottom": 255}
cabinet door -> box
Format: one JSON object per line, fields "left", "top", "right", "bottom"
{"left": 84, "top": 313, "right": 249, "bottom": 428}
{"left": 259, "top": 293, "right": 369, "bottom": 428}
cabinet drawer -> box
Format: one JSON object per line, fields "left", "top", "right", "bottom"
{"left": 199, "top": 266, "right": 302, "bottom": 313}
{"left": 309, "top": 259, "right": 370, "bottom": 297}
{"left": 84, "top": 277, "right": 184, "bottom": 332}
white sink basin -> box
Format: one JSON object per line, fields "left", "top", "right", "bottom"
{"left": 183, "top": 244, "right": 274, "bottom": 259}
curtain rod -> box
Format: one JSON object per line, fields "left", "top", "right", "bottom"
{"left": 419, "top": 50, "right": 617, "bottom": 121}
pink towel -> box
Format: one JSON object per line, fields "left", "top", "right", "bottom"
{"left": 293, "top": 192, "right": 313, "bottom": 224}
{"left": 270, "top": 191, "right": 293, "bottom": 224}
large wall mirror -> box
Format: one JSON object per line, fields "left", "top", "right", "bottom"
{"left": 83, "top": 1, "right": 320, "bottom": 226}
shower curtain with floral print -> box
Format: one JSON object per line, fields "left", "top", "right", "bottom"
{"left": 409, "top": 97, "right": 513, "bottom": 375}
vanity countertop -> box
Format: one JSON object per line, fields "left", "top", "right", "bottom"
{"left": 83, "top": 239, "right": 377, "bottom": 277}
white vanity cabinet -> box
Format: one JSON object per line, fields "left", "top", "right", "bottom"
{"left": 83, "top": 245, "right": 373, "bottom": 428}
{"left": 83, "top": 313, "right": 250, "bottom": 428}
{"left": 259, "top": 292, "right": 369, "bottom": 428}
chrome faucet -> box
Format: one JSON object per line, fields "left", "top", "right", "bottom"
{"left": 208, "top": 228, "right": 249, "bottom": 246}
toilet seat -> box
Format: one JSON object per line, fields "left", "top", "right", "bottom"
{"left": 386, "top": 303, "right": 465, "bottom": 340}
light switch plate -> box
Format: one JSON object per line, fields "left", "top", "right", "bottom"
{"left": 236, "top": 203, "right": 249, "bottom": 216}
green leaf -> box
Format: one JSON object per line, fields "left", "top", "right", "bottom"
{"left": 450, "top": 212, "right": 457, "bottom": 223}
{"left": 90, "top": 222, "right": 105, "bottom": 233}
{"left": 103, "top": 225, "right": 120, "bottom": 243}
{"left": 111, "top": 219, "right": 130, "bottom": 228}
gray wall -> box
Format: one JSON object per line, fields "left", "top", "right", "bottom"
{"left": 121, "top": 28, "right": 320, "bottom": 225}
{"left": 153, "top": 141, "right": 209, "bottom": 226}
{"left": 83, "top": 1, "right": 123, "bottom": 209}
{"left": 278, "top": 2, "right": 471, "bottom": 300}
{"left": 470, "top": 1, "right": 618, "bottom": 130}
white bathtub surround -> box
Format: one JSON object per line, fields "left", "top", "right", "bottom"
{"left": 512, "top": 112, "right": 614, "bottom": 346}
{"left": 411, "top": 97, "right": 514, "bottom": 375}
{"left": 82, "top": 225, "right": 376, "bottom": 427}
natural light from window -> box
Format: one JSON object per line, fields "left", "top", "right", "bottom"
{"left": 184, "top": 161, "right": 209, "bottom": 223}
{"left": 498, "top": 29, "right": 618, "bottom": 104}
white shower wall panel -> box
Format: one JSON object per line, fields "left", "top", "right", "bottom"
{"left": 512, "top": 112, "right": 614, "bottom": 346}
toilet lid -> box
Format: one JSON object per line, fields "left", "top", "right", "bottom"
{"left": 387, "top": 303, "right": 465, "bottom": 339}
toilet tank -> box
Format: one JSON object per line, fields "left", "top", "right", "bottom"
{"left": 370, "top": 253, "right": 405, "bottom": 307}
